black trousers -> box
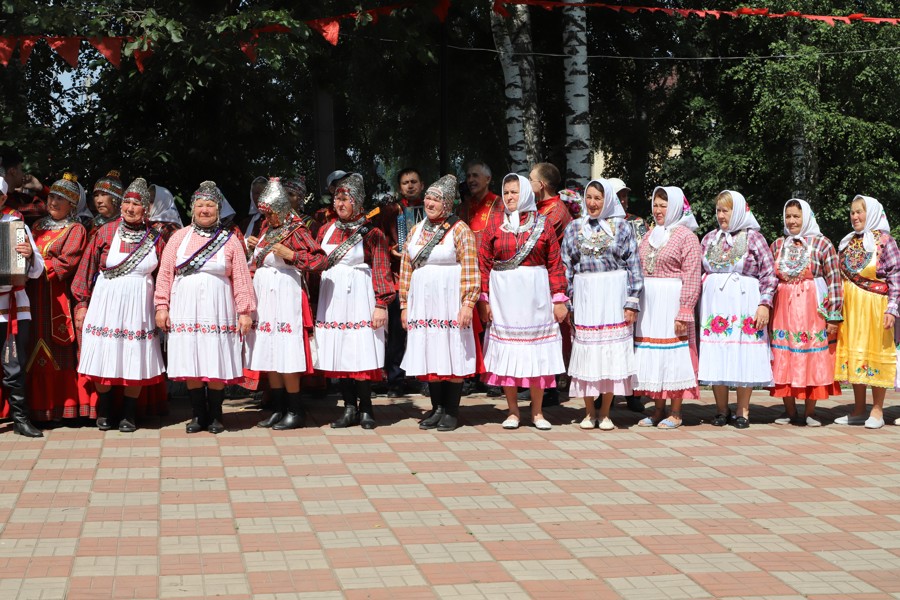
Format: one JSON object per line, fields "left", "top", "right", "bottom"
{"left": 384, "top": 295, "right": 406, "bottom": 387}
{"left": 0, "top": 320, "right": 29, "bottom": 394}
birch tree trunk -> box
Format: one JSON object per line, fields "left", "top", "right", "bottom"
{"left": 491, "top": 4, "right": 543, "bottom": 173}
{"left": 490, "top": 9, "right": 527, "bottom": 173}
{"left": 561, "top": 0, "right": 591, "bottom": 185}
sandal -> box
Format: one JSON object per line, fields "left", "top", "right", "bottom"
{"left": 638, "top": 416, "right": 662, "bottom": 427}
{"left": 501, "top": 415, "right": 520, "bottom": 429}
{"left": 657, "top": 417, "right": 681, "bottom": 429}
{"left": 711, "top": 410, "right": 731, "bottom": 427}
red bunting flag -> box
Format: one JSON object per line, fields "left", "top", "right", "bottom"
{"left": 132, "top": 39, "right": 153, "bottom": 73}
{"left": 434, "top": 0, "right": 451, "bottom": 22}
{"left": 46, "top": 36, "right": 81, "bottom": 68}
{"left": 18, "top": 36, "right": 37, "bottom": 65}
{"left": 90, "top": 37, "right": 123, "bottom": 68}
{"left": 0, "top": 37, "right": 15, "bottom": 66}
{"left": 308, "top": 18, "right": 340, "bottom": 45}
{"left": 239, "top": 39, "right": 258, "bottom": 63}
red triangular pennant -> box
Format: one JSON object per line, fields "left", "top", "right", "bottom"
{"left": 492, "top": 1, "right": 509, "bottom": 17}
{"left": 239, "top": 39, "right": 258, "bottom": 63}
{"left": 308, "top": 19, "right": 340, "bottom": 45}
{"left": 132, "top": 39, "right": 153, "bottom": 73}
{"left": 0, "top": 37, "right": 16, "bottom": 67}
{"left": 434, "top": 0, "right": 451, "bottom": 22}
{"left": 19, "top": 36, "right": 37, "bottom": 65}
{"left": 89, "top": 37, "right": 123, "bottom": 68}
{"left": 46, "top": 36, "right": 81, "bottom": 68}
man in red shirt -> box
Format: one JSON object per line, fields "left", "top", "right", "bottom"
{"left": 457, "top": 160, "right": 503, "bottom": 249}
{"left": 379, "top": 168, "right": 425, "bottom": 397}
{"left": 529, "top": 162, "right": 572, "bottom": 243}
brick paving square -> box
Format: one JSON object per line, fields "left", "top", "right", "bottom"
{"left": 0, "top": 391, "right": 899, "bottom": 598}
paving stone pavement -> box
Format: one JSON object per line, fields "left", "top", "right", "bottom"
{"left": 1, "top": 389, "right": 900, "bottom": 599}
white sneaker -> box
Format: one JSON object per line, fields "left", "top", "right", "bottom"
{"left": 598, "top": 417, "right": 615, "bottom": 431}
{"left": 773, "top": 412, "right": 793, "bottom": 425}
{"left": 805, "top": 415, "right": 822, "bottom": 427}
{"left": 865, "top": 416, "right": 884, "bottom": 429}
{"left": 579, "top": 417, "right": 597, "bottom": 429}
{"left": 501, "top": 416, "right": 520, "bottom": 429}
{"left": 534, "top": 418, "right": 552, "bottom": 431}
{"left": 834, "top": 414, "right": 867, "bottom": 426}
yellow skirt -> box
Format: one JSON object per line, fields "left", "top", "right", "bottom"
{"left": 835, "top": 280, "right": 896, "bottom": 388}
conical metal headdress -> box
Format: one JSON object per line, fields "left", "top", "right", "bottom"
{"left": 123, "top": 177, "right": 152, "bottom": 211}
{"left": 257, "top": 177, "right": 292, "bottom": 222}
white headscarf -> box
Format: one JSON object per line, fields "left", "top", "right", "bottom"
{"left": 501, "top": 173, "right": 536, "bottom": 229}
{"left": 647, "top": 185, "right": 698, "bottom": 249}
{"left": 219, "top": 188, "right": 236, "bottom": 221}
{"left": 149, "top": 185, "right": 183, "bottom": 226}
{"left": 782, "top": 199, "right": 821, "bottom": 250}
{"left": 584, "top": 178, "right": 625, "bottom": 237}
{"left": 0, "top": 176, "right": 7, "bottom": 197}
{"left": 713, "top": 190, "right": 760, "bottom": 245}
{"left": 838, "top": 195, "right": 890, "bottom": 252}
{"left": 74, "top": 181, "right": 93, "bottom": 222}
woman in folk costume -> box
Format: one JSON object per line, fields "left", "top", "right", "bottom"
{"left": 399, "top": 175, "right": 480, "bottom": 432}
{"left": 245, "top": 178, "right": 326, "bottom": 430}
{"left": 633, "top": 186, "right": 701, "bottom": 429}
{"left": 88, "top": 170, "right": 124, "bottom": 233}
{"left": 154, "top": 181, "right": 256, "bottom": 434}
{"left": 27, "top": 173, "right": 89, "bottom": 423}
{"left": 834, "top": 195, "right": 899, "bottom": 429}
{"left": 477, "top": 173, "right": 567, "bottom": 431}
{"left": 315, "top": 173, "right": 394, "bottom": 429}
{"left": 769, "top": 200, "right": 843, "bottom": 427}
{"left": 0, "top": 176, "right": 45, "bottom": 437}
{"left": 148, "top": 184, "right": 183, "bottom": 243}
{"left": 698, "top": 190, "right": 776, "bottom": 429}
{"left": 283, "top": 176, "right": 319, "bottom": 237}
{"left": 72, "top": 178, "right": 166, "bottom": 432}
{"left": 560, "top": 179, "right": 643, "bottom": 431}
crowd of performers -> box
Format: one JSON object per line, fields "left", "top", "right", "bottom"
{"left": 0, "top": 148, "right": 898, "bottom": 437}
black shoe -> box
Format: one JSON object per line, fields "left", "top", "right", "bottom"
{"left": 258, "top": 389, "right": 286, "bottom": 428}
{"left": 460, "top": 380, "right": 477, "bottom": 396}
{"left": 419, "top": 406, "right": 445, "bottom": 430}
{"left": 331, "top": 405, "right": 359, "bottom": 428}
{"left": 96, "top": 417, "right": 112, "bottom": 431}
{"left": 542, "top": 388, "right": 560, "bottom": 407}
{"left": 186, "top": 388, "right": 207, "bottom": 433}
{"left": 13, "top": 421, "right": 43, "bottom": 438}
{"left": 207, "top": 388, "right": 225, "bottom": 434}
{"left": 626, "top": 395, "right": 645, "bottom": 413}
{"left": 436, "top": 414, "right": 458, "bottom": 432}
{"left": 486, "top": 385, "right": 502, "bottom": 397}
{"left": 118, "top": 418, "right": 136, "bottom": 433}
{"left": 273, "top": 393, "right": 306, "bottom": 430}
{"left": 732, "top": 416, "right": 750, "bottom": 429}
{"left": 359, "top": 411, "right": 376, "bottom": 429}
{"left": 419, "top": 383, "right": 430, "bottom": 397}
{"left": 386, "top": 387, "right": 405, "bottom": 398}
{"left": 712, "top": 410, "right": 731, "bottom": 427}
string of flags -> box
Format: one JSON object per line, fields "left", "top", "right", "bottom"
{"left": 2, "top": 1, "right": 897, "bottom": 72}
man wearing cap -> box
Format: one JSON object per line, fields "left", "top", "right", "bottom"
{"left": 0, "top": 174, "right": 45, "bottom": 436}
{"left": 609, "top": 177, "right": 649, "bottom": 242}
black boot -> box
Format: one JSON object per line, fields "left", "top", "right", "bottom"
{"left": 357, "top": 380, "right": 375, "bottom": 429}
{"left": 419, "top": 383, "right": 445, "bottom": 429}
{"left": 95, "top": 389, "right": 115, "bottom": 431}
{"left": 186, "top": 387, "right": 207, "bottom": 433}
{"left": 437, "top": 381, "right": 463, "bottom": 432}
{"left": 273, "top": 392, "right": 305, "bottom": 430}
{"left": 331, "top": 379, "right": 359, "bottom": 428}
{"left": 207, "top": 388, "right": 225, "bottom": 434}
{"left": 8, "top": 387, "right": 42, "bottom": 438}
{"left": 257, "top": 388, "right": 286, "bottom": 428}
{"left": 118, "top": 394, "right": 137, "bottom": 432}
